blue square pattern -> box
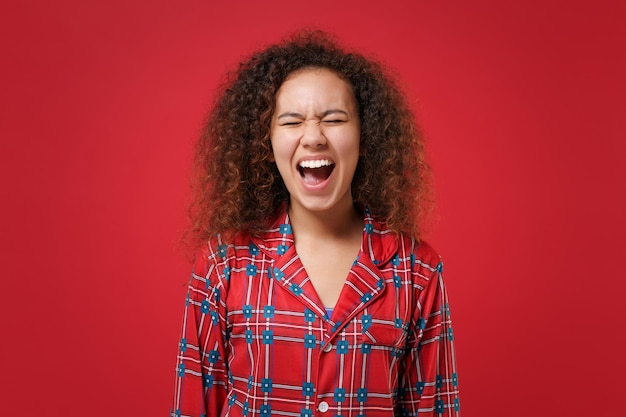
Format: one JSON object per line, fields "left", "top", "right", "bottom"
{"left": 203, "top": 374, "right": 214, "bottom": 388}
{"left": 357, "top": 388, "right": 367, "bottom": 402}
{"left": 248, "top": 243, "right": 259, "bottom": 256}
{"left": 361, "top": 343, "right": 371, "bottom": 354}
{"left": 302, "top": 382, "right": 314, "bottom": 397}
{"left": 435, "top": 399, "right": 444, "bottom": 414}
{"left": 304, "top": 334, "right": 316, "bottom": 349}
{"left": 279, "top": 223, "right": 292, "bottom": 234}
{"left": 277, "top": 244, "right": 289, "bottom": 255}
{"left": 304, "top": 308, "right": 316, "bottom": 322}
{"left": 246, "top": 264, "right": 258, "bottom": 276}
{"left": 210, "top": 310, "right": 219, "bottom": 324}
{"left": 416, "top": 381, "right": 425, "bottom": 395}
{"left": 200, "top": 299, "right": 210, "bottom": 314}
{"left": 245, "top": 329, "right": 253, "bottom": 344}
{"left": 262, "top": 330, "right": 273, "bottom": 344}
{"left": 361, "top": 314, "right": 372, "bottom": 331}
{"left": 260, "top": 404, "right": 271, "bottom": 416}
{"left": 261, "top": 378, "right": 273, "bottom": 393}
{"left": 417, "top": 317, "right": 426, "bottom": 330}
{"left": 331, "top": 321, "right": 342, "bottom": 332}
{"left": 336, "top": 340, "right": 349, "bottom": 354}
{"left": 243, "top": 401, "right": 249, "bottom": 416}
{"left": 207, "top": 349, "right": 220, "bottom": 364}
{"left": 243, "top": 304, "right": 253, "bottom": 319}
{"left": 217, "top": 244, "right": 227, "bottom": 258}
{"left": 392, "top": 347, "right": 403, "bottom": 358}
{"left": 300, "top": 410, "right": 313, "bottom": 417}
{"left": 290, "top": 283, "right": 303, "bottom": 295}
{"left": 263, "top": 305, "right": 275, "bottom": 319}
{"left": 393, "top": 275, "right": 401, "bottom": 288}
{"left": 334, "top": 387, "right": 346, "bottom": 403}
{"left": 272, "top": 267, "right": 285, "bottom": 281}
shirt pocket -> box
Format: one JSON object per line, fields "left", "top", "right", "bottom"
{"left": 360, "top": 318, "right": 408, "bottom": 349}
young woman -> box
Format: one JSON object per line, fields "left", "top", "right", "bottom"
{"left": 172, "top": 31, "right": 460, "bottom": 417}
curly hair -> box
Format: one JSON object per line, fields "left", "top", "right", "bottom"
{"left": 187, "top": 30, "right": 433, "bottom": 246}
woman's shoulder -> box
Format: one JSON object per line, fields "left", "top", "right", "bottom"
{"left": 393, "top": 229, "right": 442, "bottom": 276}
{"left": 195, "top": 231, "right": 254, "bottom": 262}
{"left": 190, "top": 232, "right": 252, "bottom": 285}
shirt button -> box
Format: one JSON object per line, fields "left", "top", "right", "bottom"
{"left": 323, "top": 343, "right": 332, "bottom": 353}
{"left": 318, "top": 401, "right": 329, "bottom": 413}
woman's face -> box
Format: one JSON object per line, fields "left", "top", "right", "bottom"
{"left": 270, "top": 68, "right": 360, "bottom": 218}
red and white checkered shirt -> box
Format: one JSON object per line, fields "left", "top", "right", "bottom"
{"left": 172, "top": 210, "right": 460, "bottom": 416}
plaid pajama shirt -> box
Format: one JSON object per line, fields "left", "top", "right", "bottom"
{"left": 172, "top": 210, "right": 460, "bottom": 416}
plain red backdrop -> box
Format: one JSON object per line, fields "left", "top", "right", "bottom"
{"left": 1, "top": 1, "right": 624, "bottom": 416}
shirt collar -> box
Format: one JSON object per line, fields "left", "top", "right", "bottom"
{"left": 251, "top": 208, "right": 399, "bottom": 266}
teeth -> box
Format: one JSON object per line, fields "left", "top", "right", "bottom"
{"left": 298, "top": 159, "right": 332, "bottom": 169}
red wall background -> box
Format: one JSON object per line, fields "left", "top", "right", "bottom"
{"left": 1, "top": 1, "right": 624, "bottom": 416}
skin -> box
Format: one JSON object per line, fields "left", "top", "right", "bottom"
{"left": 270, "top": 68, "right": 363, "bottom": 308}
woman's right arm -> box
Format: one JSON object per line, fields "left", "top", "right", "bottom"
{"left": 171, "top": 245, "right": 230, "bottom": 417}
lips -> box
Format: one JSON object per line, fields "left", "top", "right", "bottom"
{"left": 297, "top": 159, "right": 335, "bottom": 185}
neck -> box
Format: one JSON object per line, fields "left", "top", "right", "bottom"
{"left": 288, "top": 200, "right": 363, "bottom": 241}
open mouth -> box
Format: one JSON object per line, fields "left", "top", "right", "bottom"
{"left": 298, "top": 159, "right": 335, "bottom": 185}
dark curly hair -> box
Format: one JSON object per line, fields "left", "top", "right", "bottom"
{"left": 187, "top": 30, "right": 433, "bottom": 246}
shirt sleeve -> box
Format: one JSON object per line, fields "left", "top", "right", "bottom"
{"left": 397, "top": 260, "right": 460, "bottom": 416}
{"left": 171, "top": 246, "right": 230, "bottom": 417}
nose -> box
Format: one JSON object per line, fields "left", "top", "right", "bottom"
{"left": 300, "top": 120, "right": 327, "bottom": 147}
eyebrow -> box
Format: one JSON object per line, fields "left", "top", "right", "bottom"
{"left": 276, "top": 109, "right": 349, "bottom": 119}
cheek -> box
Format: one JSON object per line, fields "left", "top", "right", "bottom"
{"left": 270, "top": 132, "right": 298, "bottom": 159}
{"left": 269, "top": 141, "right": 293, "bottom": 174}
{"left": 337, "top": 135, "right": 361, "bottom": 164}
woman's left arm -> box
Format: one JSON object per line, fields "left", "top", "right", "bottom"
{"left": 397, "top": 261, "right": 461, "bottom": 416}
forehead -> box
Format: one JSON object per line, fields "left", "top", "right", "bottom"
{"left": 274, "top": 68, "right": 357, "bottom": 109}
